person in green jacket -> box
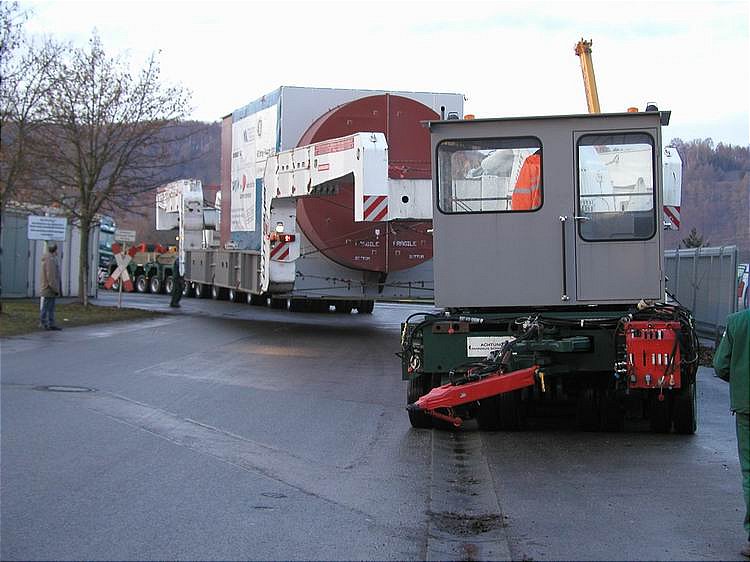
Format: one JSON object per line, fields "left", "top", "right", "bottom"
{"left": 714, "top": 309, "right": 750, "bottom": 558}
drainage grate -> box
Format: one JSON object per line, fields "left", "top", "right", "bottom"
{"left": 33, "top": 385, "right": 96, "bottom": 393}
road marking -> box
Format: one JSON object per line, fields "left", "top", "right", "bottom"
{"left": 427, "top": 430, "right": 512, "bottom": 561}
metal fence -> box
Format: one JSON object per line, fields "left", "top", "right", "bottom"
{"left": 1, "top": 209, "right": 100, "bottom": 299}
{"left": 664, "top": 245, "right": 739, "bottom": 340}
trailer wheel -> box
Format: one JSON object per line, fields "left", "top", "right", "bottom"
{"left": 649, "top": 391, "right": 672, "bottom": 433}
{"left": 335, "top": 301, "right": 353, "bottom": 314}
{"left": 211, "top": 285, "right": 228, "bottom": 300}
{"left": 477, "top": 397, "right": 501, "bottom": 430}
{"left": 182, "top": 281, "right": 193, "bottom": 297}
{"left": 288, "top": 298, "right": 307, "bottom": 312}
{"left": 269, "top": 297, "right": 287, "bottom": 309}
{"left": 407, "top": 375, "right": 433, "bottom": 429}
{"left": 497, "top": 390, "right": 526, "bottom": 430}
{"left": 164, "top": 276, "right": 174, "bottom": 295}
{"left": 228, "top": 288, "right": 240, "bottom": 303}
{"left": 600, "top": 390, "right": 625, "bottom": 432}
{"left": 357, "top": 300, "right": 374, "bottom": 314}
{"left": 135, "top": 274, "right": 148, "bottom": 293}
{"left": 576, "top": 388, "right": 601, "bottom": 431}
{"left": 149, "top": 276, "right": 162, "bottom": 294}
{"left": 673, "top": 380, "right": 697, "bottom": 434}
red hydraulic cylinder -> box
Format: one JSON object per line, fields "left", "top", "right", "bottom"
{"left": 409, "top": 365, "right": 539, "bottom": 413}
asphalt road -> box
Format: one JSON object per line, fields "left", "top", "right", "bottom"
{"left": 1, "top": 293, "right": 746, "bottom": 561}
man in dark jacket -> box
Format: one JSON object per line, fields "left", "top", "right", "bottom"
{"left": 714, "top": 309, "right": 750, "bottom": 557}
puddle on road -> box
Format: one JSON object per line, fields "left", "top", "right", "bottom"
{"left": 221, "top": 342, "right": 323, "bottom": 358}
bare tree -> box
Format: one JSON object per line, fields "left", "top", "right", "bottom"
{"left": 0, "top": 1, "right": 62, "bottom": 310}
{"left": 27, "top": 33, "right": 191, "bottom": 305}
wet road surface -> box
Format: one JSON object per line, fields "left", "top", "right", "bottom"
{"left": 1, "top": 293, "right": 746, "bottom": 560}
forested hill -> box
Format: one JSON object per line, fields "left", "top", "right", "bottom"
{"left": 664, "top": 139, "right": 749, "bottom": 262}
{"left": 116, "top": 123, "right": 749, "bottom": 262}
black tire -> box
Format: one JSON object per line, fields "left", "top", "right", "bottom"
{"left": 600, "top": 389, "right": 625, "bottom": 432}
{"left": 228, "top": 288, "right": 240, "bottom": 303}
{"left": 335, "top": 301, "right": 353, "bottom": 314}
{"left": 358, "top": 300, "right": 375, "bottom": 314}
{"left": 135, "top": 274, "right": 148, "bottom": 293}
{"left": 649, "top": 390, "right": 672, "bottom": 433}
{"left": 248, "top": 293, "right": 265, "bottom": 305}
{"left": 497, "top": 390, "right": 526, "bottom": 430}
{"left": 164, "top": 276, "right": 174, "bottom": 295}
{"left": 183, "top": 281, "right": 192, "bottom": 297}
{"left": 476, "top": 396, "right": 501, "bottom": 430}
{"left": 149, "top": 276, "right": 162, "bottom": 294}
{"left": 269, "top": 297, "right": 287, "bottom": 309}
{"left": 673, "top": 380, "right": 697, "bottom": 434}
{"left": 288, "top": 298, "right": 307, "bottom": 312}
{"left": 576, "top": 388, "right": 600, "bottom": 431}
{"left": 211, "top": 285, "right": 228, "bottom": 300}
{"left": 407, "top": 375, "right": 433, "bottom": 429}
{"left": 194, "top": 283, "right": 205, "bottom": 298}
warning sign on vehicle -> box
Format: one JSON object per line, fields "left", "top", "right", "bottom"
{"left": 466, "top": 336, "right": 514, "bottom": 358}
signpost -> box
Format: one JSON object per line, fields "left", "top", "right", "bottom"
{"left": 27, "top": 216, "right": 67, "bottom": 241}
{"left": 104, "top": 242, "right": 135, "bottom": 308}
{"left": 115, "top": 229, "right": 136, "bottom": 243}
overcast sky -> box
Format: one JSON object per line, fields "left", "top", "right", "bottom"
{"left": 19, "top": 0, "right": 750, "bottom": 146}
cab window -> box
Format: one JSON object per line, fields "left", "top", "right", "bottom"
{"left": 437, "top": 138, "right": 542, "bottom": 213}
{"left": 577, "top": 133, "right": 656, "bottom": 241}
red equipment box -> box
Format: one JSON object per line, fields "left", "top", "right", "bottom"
{"left": 624, "top": 321, "right": 682, "bottom": 390}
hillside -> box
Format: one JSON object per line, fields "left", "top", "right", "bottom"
{"left": 114, "top": 124, "right": 750, "bottom": 261}
{"left": 664, "top": 138, "right": 749, "bottom": 262}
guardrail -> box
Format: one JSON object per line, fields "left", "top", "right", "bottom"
{"left": 664, "top": 246, "right": 739, "bottom": 341}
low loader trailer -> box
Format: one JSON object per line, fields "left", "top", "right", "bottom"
{"left": 402, "top": 110, "right": 699, "bottom": 433}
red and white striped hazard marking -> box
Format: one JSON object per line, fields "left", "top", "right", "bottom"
{"left": 104, "top": 250, "right": 134, "bottom": 291}
{"left": 664, "top": 205, "right": 681, "bottom": 229}
{"left": 270, "top": 241, "right": 290, "bottom": 261}
{"left": 363, "top": 195, "right": 388, "bottom": 222}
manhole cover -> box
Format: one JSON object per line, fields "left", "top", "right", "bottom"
{"left": 33, "top": 385, "right": 96, "bottom": 393}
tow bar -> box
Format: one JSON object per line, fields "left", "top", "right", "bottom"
{"left": 406, "top": 365, "right": 541, "bottom": 427}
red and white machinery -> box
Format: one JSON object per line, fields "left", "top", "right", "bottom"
{"left": 158, "top": 86, "right": 463, "bottom": 309}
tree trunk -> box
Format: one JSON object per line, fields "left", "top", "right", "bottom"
{"left": 79, "top": 216, "right": 91, "bottom": 306}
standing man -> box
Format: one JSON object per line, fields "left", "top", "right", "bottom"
{"left": 714, "top": 309, "right": 750, "bottom": 557}
{"left": 169, "top": 271, "right": 184, "bottom": 308}
{"left": 40, "top": 242, "right": 62, "bottom": 331}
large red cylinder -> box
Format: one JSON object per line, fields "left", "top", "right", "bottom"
{"left": 296, "top": 94, "right": 437, "bottom": 273}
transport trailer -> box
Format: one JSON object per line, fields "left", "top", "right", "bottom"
{"left": 402, "top": 110, "right": 700, "bottom": 432}
{"left": 158, "top": 86, "right": 464, "bottom": 311}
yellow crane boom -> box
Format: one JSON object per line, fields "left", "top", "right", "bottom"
{"left": 574, "top": 39, "right": 601, "bottom": 114}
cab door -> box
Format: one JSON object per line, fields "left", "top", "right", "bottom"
{"left": 573, "top": 129, "right": 664, "bottom": 302}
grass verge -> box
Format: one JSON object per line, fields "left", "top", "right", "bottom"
{"left": 0, "top": 299, "right": 161, "bottom": 337}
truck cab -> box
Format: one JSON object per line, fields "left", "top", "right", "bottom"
{"left": 403, "top": 112, "right": 698, "bottom": 434}
{"left": 429, "top": 112, "right": 665, "bottom": 309}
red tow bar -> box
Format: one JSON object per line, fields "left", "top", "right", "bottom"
{"left": 407, "top": 365, "right": 540, "bottom": 427}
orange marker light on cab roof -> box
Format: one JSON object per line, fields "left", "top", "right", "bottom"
{"left": 464, "top": 114, "right": 475, "bottom": 120}
{"left": 627, "top": 107, "right": 639, "bottom": 113}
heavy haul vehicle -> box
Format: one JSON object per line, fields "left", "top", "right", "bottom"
{"left": 157, "top": 86, "right": 463, "bottom": 311}
{"left": 402, "top": 110, "right": 699, "bottom": 433}
{"left": 104, "top": 242, "right": 179, "bottom": 294}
